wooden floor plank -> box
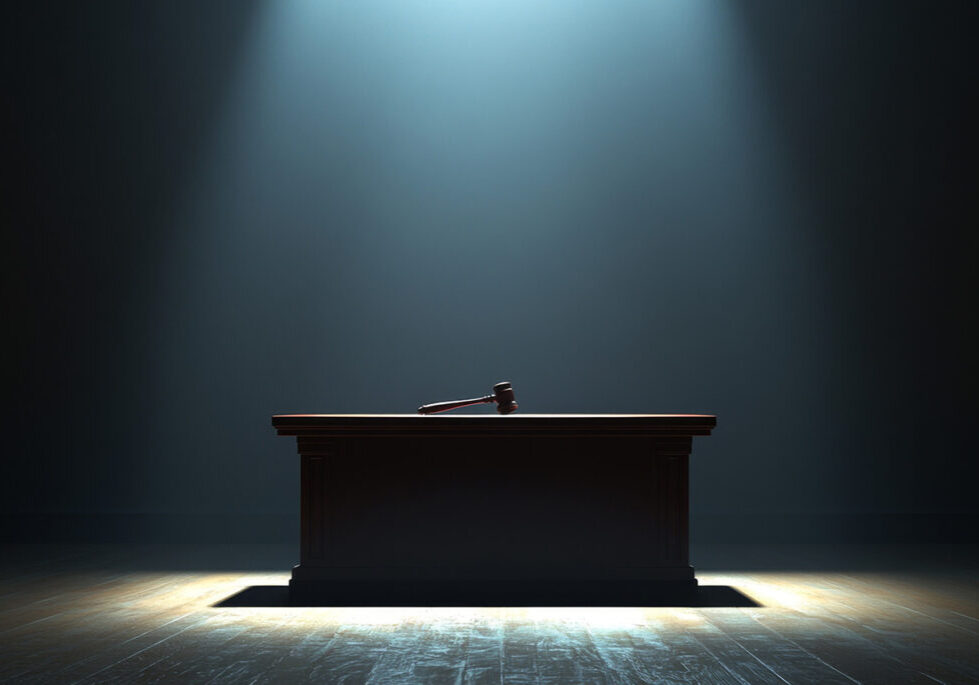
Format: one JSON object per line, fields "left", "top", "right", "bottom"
{"left": 833, "top": 572, "right": 979, "bottom": 632}
{"left": 0, "top": 546, "right": 976, "bottom": 684}
{"left": 698, "top": 609, "right": 859, "bottom": 684}
{"left": 659, "top": 612, "right": 786, "bottom": 685}
{"left": 34, "top": 574, "right": 264, "bottom": 683}
{"left": 747, "top": 603, "right": 939, "bottom": 684}
{"left": 739, "top": 572, "right": 979, "bottom": 684}
{"left": 362, "top": 617, "right": 470, "bottom": 684}
{"left": 529, "top": 617, "right": 641, "bottom": 684}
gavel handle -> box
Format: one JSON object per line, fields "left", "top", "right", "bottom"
{"left": 417, "top": 395, "right": 495, "bottom": 414}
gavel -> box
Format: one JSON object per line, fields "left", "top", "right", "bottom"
{"left": 417, "top": 382, "right": 518, "bottom": 415}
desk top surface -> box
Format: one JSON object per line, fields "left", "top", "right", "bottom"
{"left": 273, "top": 414, "right": 716, "bottom": 436}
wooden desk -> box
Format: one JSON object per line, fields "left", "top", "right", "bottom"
{"left": 272, "top": 414, "right": 716, "bottom": 603}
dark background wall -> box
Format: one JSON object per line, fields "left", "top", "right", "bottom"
{"left": 3, "top": 1, "right": 975, "bottom": 544}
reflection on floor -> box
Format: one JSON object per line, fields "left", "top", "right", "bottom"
{"left": 0, "top": 545, "right": 975, "bottom": 683}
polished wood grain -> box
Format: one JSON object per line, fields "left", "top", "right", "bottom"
{"left": 1, "top": 545, "right": 975, "bottom": 684}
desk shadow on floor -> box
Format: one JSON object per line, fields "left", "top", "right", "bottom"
{"left": 213, "top": 585, "right": 759, "bottom": 608}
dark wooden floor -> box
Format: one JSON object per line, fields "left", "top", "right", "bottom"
{"left": 0, "top": 545, "right": 976, "bottom": 684}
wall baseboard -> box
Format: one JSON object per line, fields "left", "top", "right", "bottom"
{"left": 692, "top": 513, "right": 979, "bottom": 543}
{"left": 1, "top": 512, "right": 975, "bottom": 544}
{"left": 0, "top": 513, "right": 299, "bottom": 544}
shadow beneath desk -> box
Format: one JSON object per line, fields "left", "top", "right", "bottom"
{"left": 213, "top": 584, "right": 759, "bottom": 608}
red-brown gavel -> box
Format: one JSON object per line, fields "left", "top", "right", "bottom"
{"left": 417, "top": 382, "right": 518, "bottom": 415}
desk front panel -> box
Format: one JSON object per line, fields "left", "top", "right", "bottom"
{"left": 297, "top": 435, "right": 691, "bottom": 581}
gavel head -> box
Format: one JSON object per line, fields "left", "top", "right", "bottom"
{"left": 493, "top": 381, "right": 518, "bottom": 414}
